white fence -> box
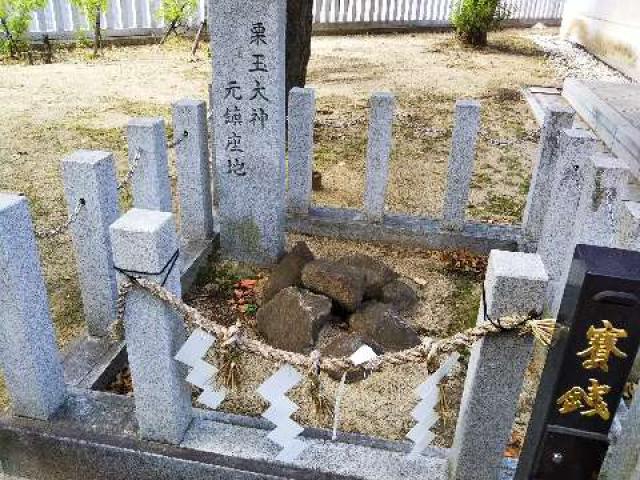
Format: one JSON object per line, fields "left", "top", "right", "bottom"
{"left": 28, "top": 0, "right": 566, "bottom": 38}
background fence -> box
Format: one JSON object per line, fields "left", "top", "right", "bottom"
{"left": 28, "top": 0, "right": 566, "bottom": 39}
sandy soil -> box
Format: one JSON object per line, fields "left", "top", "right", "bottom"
{"left": 0, "top": 29, "right": 559, "bottom": 434}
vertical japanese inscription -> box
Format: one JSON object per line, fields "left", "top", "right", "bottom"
{"left": 220, "top": 21, "right": 272, "bottom": 178}
{"left": 210, "top": 0, "right": 286, "bottom": 263}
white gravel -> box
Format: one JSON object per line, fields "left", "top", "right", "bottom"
{"left": 530, "top": 34, "right": 635, "bottom": 84}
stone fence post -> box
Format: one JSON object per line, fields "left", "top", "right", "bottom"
{"left": 110, "top": 209, "right": 192, "bottom": 444}
{"left": 600, "top": 389, "right": 640, "bottom": 479}
{"left": 576, "top": 154, "right": 629, "bottom": 248}
{"left": 287, "top": 87, "right": 316, "bottom": 216}
{"left": 536, "top": 128, "right": 597, "bottom": 315}
{"left": 521, "top": 106, "right": 575, "bottom": 250}
{"left": 127, "top": 118, "right": 172, "bottom": 212}
{"left": 61, "top": 150, "right": 121, "bottom": 337}
{"left": 173, "top": 99, "right": 215, "bottom": 243}
{"left": 449, "top": 250, "right": 548, "bottom": 480}
{"left": 363, "top": 92, "right": 395, "bottom": 223}
{"left": 0, "top": 193, "right": 66, "bottom": 420}
{"left": 442, "top": 99, "right": 481, "bottom": 231}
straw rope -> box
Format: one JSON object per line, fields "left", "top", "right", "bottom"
{"left": 114, "top": 277, "right": 557, "bottom": 379}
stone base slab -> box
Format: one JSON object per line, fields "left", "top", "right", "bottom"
{"left": 287, "top": 207, "right": 520, "bottom": 254}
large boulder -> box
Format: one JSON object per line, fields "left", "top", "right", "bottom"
{"left": 301, "top": 260, "right": 365, "bottom": 312}
{"left": 257, "top": 287, "right": 331, "bottom": 353}
{"left": 349, "top": 302, "right": 421, "bottom": 352}
{"left": 262, "top": 242, "right": 315, "bottom": 303}
{"left": 341, "top": 254, "right": 398, "bottom": 298}
{"left": 381, "top": 279, "right": 418, "bottom": 311}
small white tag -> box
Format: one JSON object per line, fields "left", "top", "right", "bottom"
{"left": 350, "top": 345, "right": 378, "bottom": 366}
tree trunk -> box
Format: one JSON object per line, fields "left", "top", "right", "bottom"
{"left": 1, "top": 18, "right": 15, "bottom": 58}
{"left": 191, "top": 20, "right": 206, "bottom": 55}
{"left": 286, "top": 0, "right": 314, "bottom": 102}
{"left": 93, "top": 7, "right": 102, "bottom": 56}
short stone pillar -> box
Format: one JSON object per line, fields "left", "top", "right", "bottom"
{"left": 576, "top": 154, "right": 629, "bottom": 247}
{"left": 617, "top": 201, "right": 640, "bottom": 251}
{"left": 363, "top": 92, "right": 395, "bottom": 223}
{"left": 536, "top": 128, "right": 597, "bottom": 315}
{"left": 172, "top": 99, "right": 215, "bottom": 243}
{"left": 110, "top": 209, "right": 192, "bottom": 444}
{"left": 61, "top": 150, "right": 121, "bottom": 337}
{"left": 127, "top": 118, "right": 172, "bottom": 212}
{"left": 287, "top": 87, "right": 316, "bottom": 216}
{"left": 442, "top": 99, "right": 481, "bottom": 231}
{"left": 522, "top": 106, "right": 575, "bottom": 249}
{"left": 600, "top": 391, "right": 640, "bottom": 479}
{"left": 210, "top": 0, "right": 287, "bottom": 263}
{"left": 449, "top": 250, "right": 548, "bottom": 480}
{"left": 0, "top": 193, "right": 66, "bottom": 420}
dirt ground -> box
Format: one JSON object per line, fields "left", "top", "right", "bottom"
{"left": 0, "top": 28, "right": 559, "bottom": 438}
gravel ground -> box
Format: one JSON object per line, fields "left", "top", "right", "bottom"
{"left": 530, "top": 33, "right": 636, "bottom": 84}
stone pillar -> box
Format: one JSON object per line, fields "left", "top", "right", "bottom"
{"left": 442, "top": 99, "right": 481, "bottom": 231}
{"left": 449, "top": 250, "right": 548, "bottom": 480}
{"left": 172, "top": 99, "right": 215, "bottom": 243}
{"left": 61, "top": 150, "right": 121, "bottom": 337}
{"left": 363, "top": 92, "right": 395, "bottom": 223}
{"left": 536, "top": 128, "right": 597, "bottom": 315}
{"left": 617, "top": 201, "right": 640, "bottom": 383}
{"left": 208, "top": 81, "right": 220, "bottom": 208}
{"left": 287, "top": 87, "right": 316, "bottom": 216}
{"left": 600, "top": 391, "right": 640, "bottom": 480}
{"left": 127, "top": 118, "right": 172, "bottom": 212}
{"left": 210, "top": 0, "right": 287, "bottom": 264}
{"left": 576, "top": 154, "right": 630, "bottom": 248}
{"left": 109, "top": 209, "right": 192, "bottom": 444}
{"left": 0, "top": 193, "right": 66, "bottom": 420}
{"left": 617, "top": 201, "right": 640, "bottom": 251}
{"left": 522, "top": 106, "right": 575, "bottom": 249}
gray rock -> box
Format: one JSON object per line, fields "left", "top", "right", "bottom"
{"left": 340, "top": 254, "right": 398, "bottom": 299}
{"left": 302, "top": 260, "right": 365, "bottom": 312}
{"left": 262, "top": 241, "right": 314, "bottom": 303}
{"left": 381, "top": 279, "right": 418, "bottom": 311}
{"left": 257, "top": 287, "right": 331, "bottom": 353}
{"left": 349, "top": 302, "right": 420, "bottom": 352}
{"left": 316, "top": 326, "right": 383, "bottom": 383}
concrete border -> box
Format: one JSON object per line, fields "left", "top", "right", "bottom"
{"left": 286, "top": 207, "right": 521, "bottom": 254}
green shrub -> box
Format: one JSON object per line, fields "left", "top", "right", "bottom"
{"left": 69, "top": 0, "right": 107, "bottom": 55}
{"left": 0, "top": 0, "right": 47, "bottom": 58}
{"left": 451, "top": 0, "right": 510, "bottom": 47}
{"left": 157, "top": 0, "right": 197, "bottom": 42}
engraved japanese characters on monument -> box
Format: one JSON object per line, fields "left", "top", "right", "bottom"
{"left": 210, "top": 0, "right": 286, "bottom": 264}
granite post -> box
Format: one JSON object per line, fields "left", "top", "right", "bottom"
{"left": 210, "top": 0, "right": 287, "bottom": 263}
{"left": 127, "top": 118, "right": 172, "bottom": 212}
{"left": 172, "top": 99, "right": 215, "bottom": 243}
{"left": 208, "top": 81, "right": 220, "bottom": 208}
{"left": 536, "top": 128, "right": 597, "bottom": 315}
{"left": 110, "top": 209, "right": 192, "bottom": 444}
{"left": 442, "top": 100, "right": 481, "bottom": 231}
{"left": 363, "top": 92, "right": 395, "bottom": 223}
{"left": 0, "top": 193, "right": 66, "bottom": 420}
{"left": 599, "top": 388, "right": 640, "bottom": 480}
{"left": 449, "top": 250, "right": 548, "bottom": 480}
{"left": 576, "top": 154, "right": 629, "bottom": 247}
{"left": 617, "top": 201, "right": 640, "bottom": 383}
{"left": 287, "top": 87, "right": 316, "bottom": 216}
{"left": 617, "top": 201, "right": 640, "bottom": 251}
{"left": 522, "top": 106, "right": 575, "bottom": 249}
{"left": 61, "top": 150, "right": 121, "bottom": 337}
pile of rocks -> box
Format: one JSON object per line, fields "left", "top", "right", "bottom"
{"left": 257, "top": 242, "right": 421, "bottom": 375}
